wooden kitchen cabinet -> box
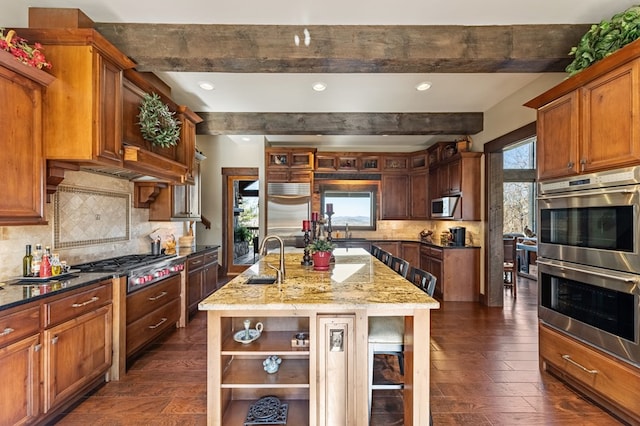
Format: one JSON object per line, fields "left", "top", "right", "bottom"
{"left": 539, "top": 323, "right": 640, "bottom": 424}
{"left": 0, "top": 50, "right": 54, "bottom": 226}
{"left": 410, "top": 171, "right": 429, "bottom": 219}
{"left": 428, "top": 151, "right": 481, "bottom": 221}
{"left": 0, "top": 304, "right": 41, "bottom": 425}
{"left": 527, "top": 45, "right": 640, "bottom": 180}
{"left": 420, "top": 244, "right": 479, "bottom": 301}
{"left": 42, "top": 280, "right": 113, "bottom": 412}
{"left": 187, "top": 248, "right": 219, "bottom": 318}
{"left": 18, "top": 29, "right": 135, "bottom": 167}
{"left": 401, "top": 241, "right": 421, "bottom": 270}
{"left": 372, "top": 241, "right": 401, "bottom": 258}
{"left": 380, "top": 174, "right": 410, "bottom": 219}
{"left": 43, "top": 304, "right": 112, "bottom": 412}
{"left": 266, "top": 148, "right": 315, "bottom": 182}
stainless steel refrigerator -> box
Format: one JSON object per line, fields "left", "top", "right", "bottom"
{"left": 266, "top": 182, "right": 311, "bottom": 247}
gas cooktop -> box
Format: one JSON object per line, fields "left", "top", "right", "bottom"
{"left": 73, "top": 254, "right": 176, "bottom": 273}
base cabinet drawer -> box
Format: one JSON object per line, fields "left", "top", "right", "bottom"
{"left": 0, "top": 305, "right": 40, "bottom": 347}
{"left": 539, "top": 323, "right": 640, "bottom": 423}
{"left": 45, "top": 283, "right": 112, "bottom": 327}
{"left": 126, "top": 298, "right": 180, "bottom": 356}
{"left": 126, "top": 275, "right": 181, "bottom": 324}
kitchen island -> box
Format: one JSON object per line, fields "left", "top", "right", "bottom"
{"left": 199, "top": 248, "right": 439, "bottom": 426}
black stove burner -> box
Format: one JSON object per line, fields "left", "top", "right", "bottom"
{"left": 73, "top": 254, "right": 175, "bottom": 273}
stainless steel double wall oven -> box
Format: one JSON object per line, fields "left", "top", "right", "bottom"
{"left": 537, "top": 166, "right": 640, "bottom": 366}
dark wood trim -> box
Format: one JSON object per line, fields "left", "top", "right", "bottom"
{"left": 222, "top": 167, "right": 259, "bottom": 177}
{"left": 95, "top": 23, "right": 589, "bottom": 74}
{"left": 484, "top": 122, "right": 536, "bottom": 153}
{"left": 196, "top": 112, "right": 483, "bottom": 136}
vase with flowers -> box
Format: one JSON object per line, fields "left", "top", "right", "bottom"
{"left": 306, "top": 236, "right": 336, "bottom": 271}
{"left": 0, "top": 28, "right": 51, "bottom": 70}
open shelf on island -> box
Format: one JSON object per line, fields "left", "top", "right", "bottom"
{"left": 222, "top": 358, "right": 310, "bottom": 387}
{"left": 222, "top": 330, "right": 310, "bottom": 355}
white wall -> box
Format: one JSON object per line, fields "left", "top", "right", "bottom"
{"left": 474, "top": 73, "right": 567, "bottom": 147}
{"left": 196, "top": 135, "right": 265, "bottom": 247}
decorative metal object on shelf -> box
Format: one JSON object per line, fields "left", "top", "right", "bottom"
{"left": 244, "top": 395, "right": 289, "bottom": 425}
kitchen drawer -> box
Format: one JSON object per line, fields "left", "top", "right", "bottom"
{"left": 126, "top": 298, "right": 180, "bottom": 356}
{"left": 45, "top": 282, "right": 112, "bottom": 328}
{"left": 187, "top": 253, "right": 205, "bottom": 270}
{"left": 126, "top": 274, "right": 181, "bottom": 325}
{"left": 0, "top": 306, "right": 40, "bottom": 348}
{"left": 540, "top": 323, "right": 640, "bottom": 422}
{"left": 429, "top": 247, "right": 443, "bottom": 259}
{"left": 204, "top": 250, "right": 218, "bottom": 265}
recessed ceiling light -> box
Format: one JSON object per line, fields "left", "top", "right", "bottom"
{"left": 198, "top": 81, "right": 215, "bottom": 91}
{"left": 312, "top": 82, "right": 327, "bottom": 92}
{"left": 415, "top": 81, "right": 432, "bottom": 91}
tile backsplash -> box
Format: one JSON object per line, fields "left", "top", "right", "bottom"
{"left": 0, "top": 170, "right": 186, "bottom": 279}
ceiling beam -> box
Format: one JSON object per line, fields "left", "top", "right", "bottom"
{"left": 95, "top": 23, "right": 589, "bottom": 73}
{"left": 195, "top": 112, "right": 483, "bottom": 136}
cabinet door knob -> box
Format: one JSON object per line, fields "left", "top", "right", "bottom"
{"left": 51, "top": 335, "right": 59, "bottom": 345}
{"left": 567, "top": 161, "right": 574, "bottom": 169}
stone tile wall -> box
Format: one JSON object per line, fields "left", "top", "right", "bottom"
{"left": 0, "top": 171, "right": 186, "bottom": 279}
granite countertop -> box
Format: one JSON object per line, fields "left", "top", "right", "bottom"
{"left": 199, "top": 248, "right": 440, "bottom": 312}
{"left": 334, "top": 237, "right": 480, "bottom": 249}
{"left": 0, "top": 272, "right": 115, "bottom": 311}
{"left": 176, "top": 244, "right": 220, "bottom": 257}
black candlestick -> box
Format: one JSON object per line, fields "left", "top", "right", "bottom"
{"left": 301, "top": 229, "right": 313, "bottom": 266}
{"left": 326, "top": 211, "right": 335, "bottom": 263}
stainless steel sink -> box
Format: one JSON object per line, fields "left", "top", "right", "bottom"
{"left": 246, "top": 276, "right": 277, "bottom": 285}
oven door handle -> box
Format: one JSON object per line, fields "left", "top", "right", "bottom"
{"left": 538, "top": 187, "right": 637, "bottom": 200}
{"left": 537, "top": 259, "right": 639, "bottom": 284}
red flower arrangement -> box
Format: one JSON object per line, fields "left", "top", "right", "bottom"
{"left": 0, "top": 28, "right": 51, "bottom": 70}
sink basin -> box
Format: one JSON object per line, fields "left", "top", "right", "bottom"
{"left": 246, "top": 276, "right": 277, "bottom": 285}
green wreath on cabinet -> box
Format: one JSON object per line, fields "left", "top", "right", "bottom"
{"left": 137, "top": 92, "right": 181, "bottom": 148}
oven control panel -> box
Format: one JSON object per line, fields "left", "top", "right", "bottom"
{"left": 128, "top": 261, "right": 184, "bottom": 292}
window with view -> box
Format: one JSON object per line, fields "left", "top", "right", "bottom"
{"left": 503, "top": 137, "right": 537, "bottom": 235}
{"left": 321, "top": 189, "right": 376, "bottom": 230}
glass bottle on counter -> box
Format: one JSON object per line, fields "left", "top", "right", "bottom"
{"left": 40, "top": 246, "right": 52, "bottom": 278}
{"left": 31, "top": 244, "right": 43, "bottom": 277}
{"left": 51, "top": 253, "right": 62, "bottom": 276}
{"left": 22, "top": 244, "right": 33, "bottom": 277}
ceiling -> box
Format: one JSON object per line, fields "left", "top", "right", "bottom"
{"left": 3, "top": 0, "right": 635, "bottom": 150}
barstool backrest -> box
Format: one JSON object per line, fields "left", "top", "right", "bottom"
{"left": 410, "top": 267, "right": 437, "bottom": 297}
{"left": 390, "top": 256, "right": 410, "bottom": 278}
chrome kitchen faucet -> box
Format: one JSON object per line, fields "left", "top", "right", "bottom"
{"left": 258, "top": 235, "right": 286, "bottom": 283}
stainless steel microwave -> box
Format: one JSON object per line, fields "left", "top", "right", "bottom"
{"left": 431, "top": 196, "right": 459, "bottom": 218}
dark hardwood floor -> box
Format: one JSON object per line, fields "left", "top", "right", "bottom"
{"left": 55, "top": 276, "right": 623, "bottom": 425}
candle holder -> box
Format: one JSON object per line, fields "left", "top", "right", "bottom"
{"left": 326, "top": 211, "right": 335, "bottom": 263}
{"left": 301, "top": 229, "right": 313, "bottom": 266}
{"left": 311, "top": 219, "right": 318, "bottom": 242}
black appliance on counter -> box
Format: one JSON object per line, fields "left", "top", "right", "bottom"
{"left": 449, "top": 227, "right": 466, "bottom": 246}
{"left": 73, "top": 254, "right": 185, "bottom": 293}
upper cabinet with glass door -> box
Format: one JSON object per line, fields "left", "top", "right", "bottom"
{"left": 265, "top": 148, "right": 315, "bottom": 182}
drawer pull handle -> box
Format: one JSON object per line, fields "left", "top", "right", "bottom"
{"left": 562, "top": 354, "right": 598, "bottom": 374}
{"left": 72, "top": 296, "right": 99, "bottom": 308}
{"left": 0, "top": 327, "right": 15, "bottom": 336}
{"left": 148, "top": 291, "right": 168, "bottom": 301}
{"left": 148, "top": 317, "right": 168, "bottom": 329}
